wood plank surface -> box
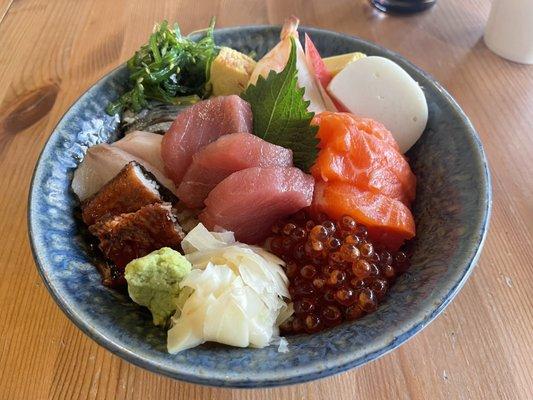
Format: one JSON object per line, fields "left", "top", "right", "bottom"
{"left": 0, "top": 0, "right": 531, "bottom": 399}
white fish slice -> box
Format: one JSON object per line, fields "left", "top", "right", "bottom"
{"left": 72, "top": 144, "right": 177, "bottom": 200}
{"left": 112, "top": 130, "right": 165, "bottom": 172}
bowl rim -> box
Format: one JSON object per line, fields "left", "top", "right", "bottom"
{"left": 28, "top": 24, "right": 492, "bottom": 388}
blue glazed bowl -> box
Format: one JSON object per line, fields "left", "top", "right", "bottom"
{"left": 28, "top": 26, "right": 491, "bottom": 387}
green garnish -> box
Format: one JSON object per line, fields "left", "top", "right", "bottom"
{"left": 107, "top": 19, "right": 218, "bottom": 115}
{"left": 241, "top": 37, "right": 319, "bottom": 172}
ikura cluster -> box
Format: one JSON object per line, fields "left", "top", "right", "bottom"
{"left": 267, "top": 210, "right": 410, "bottom": 334}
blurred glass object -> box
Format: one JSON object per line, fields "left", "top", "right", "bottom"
{"left": 370, "top": 0, "right": 436, "bottom": 14}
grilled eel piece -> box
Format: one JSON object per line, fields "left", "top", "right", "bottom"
{"left": 81, "top": 161, "right": 173, "bottom": 226}
{"left": 89, "top": 202, "right": 184, "bottom": 269}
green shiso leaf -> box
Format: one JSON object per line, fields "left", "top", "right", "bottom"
{"left": 240, "top": 37, "right": 319, "bottom": 172}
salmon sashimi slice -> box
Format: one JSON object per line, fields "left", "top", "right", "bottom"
{"left": 314, "top": 112, "right": 400, "bottom": 152}
{"left": 311, "top": 112, "right": 416, "bottom": 205}
{"left": 177, "top": 133, "right": 293, "bottom": 208}
{"left": 161, "top": 95, "right": 253, "bottom": 185}
{"left": 200, "top": 167, "right": 314, "bottom": 244}
{"left": 312, "top": 181, "right": 415, "bottom": 251}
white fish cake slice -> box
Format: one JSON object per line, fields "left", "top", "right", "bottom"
{"left": 328, "top": 56, "right": 428, "bottom": 153}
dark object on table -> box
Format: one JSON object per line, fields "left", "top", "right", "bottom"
{"left": 370, "top": 0, "right": 436, "bottom": 13}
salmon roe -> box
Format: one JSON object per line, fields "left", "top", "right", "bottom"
{"left": 268, "top": 209, "right": 410, "bottom": 334}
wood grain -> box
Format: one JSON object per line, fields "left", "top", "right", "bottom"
{"left": 0, "top": 0, "right": 532, "bottom": 399}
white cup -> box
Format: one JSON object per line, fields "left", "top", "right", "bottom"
{"left": 484, "top": 0, "right": 533, "bottom": 64}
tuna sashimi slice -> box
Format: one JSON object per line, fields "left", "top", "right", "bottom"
{"left": 177, "top": 133, "right": 293, "bottom": 208}
{"left": 161, "top": 95, "right": 253, "bottom": 185}
{"left": 112, "top": 131, "right": 165, "bottom": 172}
{"left": 199, "top": 167, "right": 314, "bottom": 244}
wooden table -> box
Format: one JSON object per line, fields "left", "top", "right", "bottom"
{"left": 1, "top": 0, "right": 531, "bottom": 398}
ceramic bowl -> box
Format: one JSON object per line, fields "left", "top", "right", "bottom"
{"left": 28, "top": 26, "right": 491, "bottom": 387}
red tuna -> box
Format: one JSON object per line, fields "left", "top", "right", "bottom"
{"left": 161, "top": 95, "right": 253, "bottom": 185}
{"left": 177, "top": 133, "right": 293, "bottom": 208}
{"left": 199, "top": 167, "right": 314, "bottom": 244}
